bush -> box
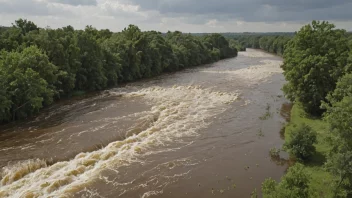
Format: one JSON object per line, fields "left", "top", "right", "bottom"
{"left": 262, "top": 163, "right": 310, "bottom": 198}
{"left": 284, "top": 124, "right": 317, "bottom": 161}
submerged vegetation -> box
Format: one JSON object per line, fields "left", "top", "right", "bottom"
{"left": 0, "top": 19, "right": 238, "bottom": 123}
{"left": 269, "top": 147, "right": 281, "bottom": 159}
{"left": 259, "top": 103, "right": 272, "bottom": 120}
{"left": 261, "top": 21, "right": 352, "bottom": 197}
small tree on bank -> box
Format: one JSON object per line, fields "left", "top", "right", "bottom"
{"left": 262, "top": 163, "right": 310, "bottom": 198}
{"left": 284, "top": 124, "right": 317, "bottom": 161}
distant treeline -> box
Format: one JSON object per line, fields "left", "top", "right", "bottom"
{"left": 0, "top": 19, "right": 237, "bottom": 123}
{"left": 191, "top": 32, "right": 293, "bottom": 54}
{"left": 224, "top": 33, "right": 293, "bottom": 56}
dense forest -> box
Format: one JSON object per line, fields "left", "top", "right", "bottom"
{"left": 193, "top": 32, "right": 293, "bottom": 54}
{"left": 226, "top": 34, "right": 293, "bottom": 56}
{"left": 0, "top": 19, "right": 237, "bottom": 123}
{"left": 259, "top": 21, "right": 352, "bottom": 198}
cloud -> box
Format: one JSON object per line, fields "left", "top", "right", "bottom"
{"left": 50, "top": 0, "right": 97, "bottom": 6}
{"left": 121, "top": 0, "right": 352, "bottom": 22}
{"left": 0, "top": 0, "right": 50, "bottom": 15}
{"left": 0, "top": 0, "right": 80, "bottom": 20}
{"left": 0, "top": 0, "right": 351, "bottom": 32}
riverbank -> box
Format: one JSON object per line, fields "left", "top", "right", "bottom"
{"left": 283, "top": 103, "right": 337, "bottom": 197}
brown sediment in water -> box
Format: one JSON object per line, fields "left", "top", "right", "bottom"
{"left": 1, "top": 159, "right": 47, "bottom": 186}
{"left": 0, "top": 49, "right": 289, "bottom": 198}
{"left": 280, "top": 102, "right": 293, "bottom": 122}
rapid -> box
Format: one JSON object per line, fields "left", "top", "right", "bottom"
{"left": 0, "top": 49, "right": 289, "bottom": 198}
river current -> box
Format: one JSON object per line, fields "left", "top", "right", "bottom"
{"left": 0, "top": 49, "right": 288, "bottom": 198}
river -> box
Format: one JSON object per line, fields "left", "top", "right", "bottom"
{"left": 0, "top": 49, "right": 289, "bottom": 198}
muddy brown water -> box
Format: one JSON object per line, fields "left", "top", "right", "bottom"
{"left": 0, "top": 49, "right": 289, "bottom": 198}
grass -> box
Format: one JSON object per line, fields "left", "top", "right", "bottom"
{"left": 284, "top": 103, "right": 337, "bottom": 197}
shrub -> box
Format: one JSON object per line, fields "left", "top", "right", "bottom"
{"left": 285, "top": 124, "right": 317, "bottom": 161}
{"left": 262, "top": 163, "right": 310, "bottom": 198}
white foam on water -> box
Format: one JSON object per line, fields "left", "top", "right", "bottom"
{"left": 0, "top": 86, "right": 238, "bottom": 198}
{"left": 239, "top": 49, "right": 276, "bottom": 58}
{"left": 142, "top": 190, "right": 163, "bottom": 198}
{"left": 201, "top": 60, "right": 283, "bottom": 84}
{"left": 77, "top": 188, "right": 106, "bottom": 198}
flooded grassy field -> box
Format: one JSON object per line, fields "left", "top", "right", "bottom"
{"left": 0, "top": 49, "right": 289, "bottom": 198}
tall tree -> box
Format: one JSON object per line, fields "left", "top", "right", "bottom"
{"left": 282, "top": 21, "right": 350, "bottom": 115}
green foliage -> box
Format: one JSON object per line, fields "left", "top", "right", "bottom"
{"left": 13, "top": 19, "right": 39, "bottom": 36}
{"left": 262, "top": 163, "right": 310, "bottom": 198}
{"left": 76, "top": 28, "right": 107, "bottom": 90}
{"left": 0, "top": 46, "right": 57, "bottom": 121}
{"left": 226, "top": 34, "right": 292, "bottom": 56}
{"left": 326, "top": 73, "right": 352, "bottom": 106}
{"left": 0, "top": 70, "right": 12, "bottom": 121}
{"left": 25, "top": 26, "right": 81, "bottom": 96}
{"left": 277, "top": 20, "right": 352, "bottom": 194}
{"left": 284, "top": 104, "right": 337, "bottom": 197}
{"left": 282, "top": 21, "right": 350, "bottom": 115}
{"left": 325, "top": 96, "right": 352, "bottom": 195}
{"left": 325, "top": 96, "right": 352, "bottom": 149}
{"left": 228, "top": 39, "right": 246, "bottom": 51}
{"left": 0, "top": 18, "right": 237, "bottom": 123}
{"left": 326, "top": 148, "right": 352, "bottom": 197}
{"left": 284, "top": 124, "right": 317, "bottom": 161}
{"left": 203, "top": 33, "right": 238, "bottom": 59}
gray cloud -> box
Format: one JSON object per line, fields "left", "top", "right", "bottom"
{"left": 0, "top": 0, "right": 351, "bottom": 33}
{"left": 50, "top": 0, "right": 97, "bottom": 6}
{"left": 121, "top": 0, "right": 352, "bottom": 22}
{"left": 0, "top": 0, "right": 50, "bottom": 15}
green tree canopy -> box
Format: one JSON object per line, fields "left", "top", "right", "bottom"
{"left": 0, "top": 46, "right": 57, "bottom": 121}
{"left": 282, "top": 21, "right": 350, "bottom": 115}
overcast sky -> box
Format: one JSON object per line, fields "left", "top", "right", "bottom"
{"left": 0, "top": 0, "right": 351, "bottom": 32}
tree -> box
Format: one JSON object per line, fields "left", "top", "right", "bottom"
{"left": 13, "top": 19, "right": 39, "bottom": 35}
{"left": 326, "top": 73, "right": 352, "bottom": 105}
{"left": 204, "top": 33, "right": 237, "bottom": 59}
{"left": 25, "top": 27, "right": 81, "bottom": 96}
{"left": 325, "top": 96, "right": 352, "bottom": 196}
{"left": 262, "top": 163, "right": 310, "bottom": 198}
{"left": 0, "top": 71, "right": 12, "bottom": 122}
{"left": 325, "top": 96, "right": 352, "bottom": 151}
{"left": 228, "top": 39, "right": 246, "bottom": 51}
{"left": 282, "top": 21, "right": 350, "bottom": 115}
{"left": 0, "top": 28, "right": 22, "bottom": 51}
{"left": 0, "top": 47, "right": 57, "bottom": 121}
{"left": 75, "top": 29, "right": 107, "bottom": 90}
{"left": 284, "top": 124, "right": 317, "bottom": 161}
